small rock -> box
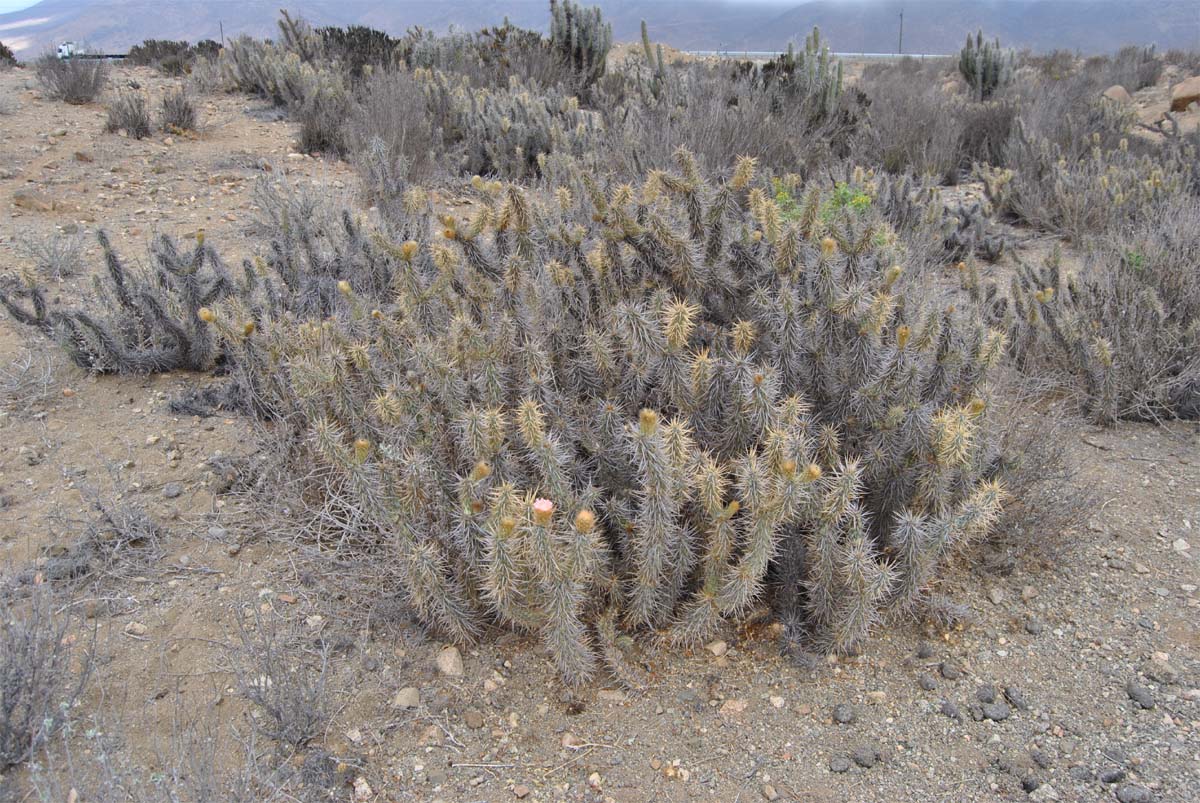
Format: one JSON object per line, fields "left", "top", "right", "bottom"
{"left": 392, "top": 686, "right": 420, "bottom": 709}
{"left": 1025, "top": 617, "right": 1045, "bottom": 636}
{"left": 1031, "top": 750, "right": 1052, "bottom": 770}
{"left": 829, "top": 755, "right": 851, "bottom": 773}
{"left": 832, "top": 703, "right": 856, "bottom": 724}
{"left": 917, "top": 642, "right": 935, "bottom": 659}
{"left": 769, "top": 695, "right": 785, "bottom": 708}
{"left": 1141, "top": 656, "right": 1178, "bottom": 685}
{"left": 162, "top": 482, "right": 183, "bottom": 499}
{"left": 982, "top": 701, "right": 1011, "bottom": 721}
{"left": 74, "top": 151, "right": 94, "bottom": 162}
{"left": 436, "top": 646, "right": 464, "bottom": 677}
{"left": 1102, "top": 85, "right": 1133, "bottom": 104}
{"left": 1126, "top": 681, "right": 1155, "bottom": 710}
{"left": 940, "top": 660, "right": 962, "bottom": 680}
{"left": 463, "top": 709, "right": 484, "bottom": 729}
{"left": 988, "top": 587, "right": 1005, "bottom": 605}
{"left": 1068, "top": 765, "right": 1093, "bottom": 781}
{"left": 940, "top": 700, "right": 962, "bottom": 721}
{"left": 705, "top": 640, "right": 728, "bottom": 657}
{"left": 761, "top": 782, "right": 779, "bottom": 801}
{"left": 1115, "top": 784, "right": 1153, "bottom": 803}
{"left": 918, "top": 673, "right": 938, "bottom": 691}
{"left": 352, "top": 777, "right": 372, "bottom": 801}
{"left": 1099, "top": 768, "right": 1127, "bottom": 784}
{"left": 976, "top": 684, "right": 997, "bottom": 704}
{"left": 720, "top": 698, "right": 749, "bottom": 716}
{"left": 851, "top": 746, "right": 877, "bottom": 768}
{"left": 13, "top": 190, "right": 54, "bottom": 212}
{"left": 1173, "top": 537, "right": 1191, "bottom": 552}
{"left": 1029, "top": 783, "right": 1060, "bottom": 801}
{"left": 124, "top": 621, "right": 148, "bottom": 636}
{"left": 1170, "top": 75, "right": 1200, "bottom": 112}
{"left": 1004, "top": 686, "right": 1030, "bottom": 710}
{"left": 1022, "top": 776, "right": 1041, "bottom": 793}
{"left": 513, "top": 783, "right": 531, "bottom": 799}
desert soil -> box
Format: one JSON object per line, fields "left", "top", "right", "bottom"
{"left": 0, "top": 64, "right": 1198, "bottom": 803}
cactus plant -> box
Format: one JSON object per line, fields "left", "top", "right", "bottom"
{"left": 195, "top": 151, "right": 1006, "bottom": 685}
{"left": 959, "top": 30, "right": 1014, "bottom": 101}
{"left": 549, "top": 0, "right": 611, "bottom": 88}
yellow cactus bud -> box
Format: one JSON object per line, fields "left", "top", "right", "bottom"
{"left": 638, "top": 408, "right": 659, "bottom": 435}
{"left": 371, "top": 309, "right": 382, "bottom": 319}
{"left": 443, "top": 228, "right": 457, "bottom": 240}
{"left": 968, "top": 398, "right": 986, "bottom": 417}
{"left": 197, "top": 307, "right": 215, "bottom": 323}
{"left": 803, "top": 464, "right": 823, "bottom": 482}
{"left": 353, "top": 438, "right": 370, "bottom": 462}
{"left": 574, "top": 509, "right": 596, "bottom": 533}
{"left": 897, "top": 324, "right": 911, "bottom": 349}
{"left": 470, "top": 461, "right": 491, "bottom": 482}
{"left": 780, "top": 459, "right": 798, "bottom": 477}
{"left": 195, "top": 228, "right": 205, "bottom": 246}
{"left": 725, "top": 499, "right": 741, "bottom": 518}
{"left": 242, "top": 322, "right": 256, "bottom": 337}
{"left": 751, "top": 230, "right": 763, "bottom": 242}
{"left": 337, "top": 280, "right": 351, "bottom": 295}
{"left": 821, "top": 237, "right": 837, "bottom": 257}
{"left": 400, "top": 240, "right": 419, "bottom": 260}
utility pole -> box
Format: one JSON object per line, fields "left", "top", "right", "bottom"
{"left": 219, "top": 21, "right": 225, "bottom": 47}
{"left": 897, "top": 9, "right": 904, "bottom": 55}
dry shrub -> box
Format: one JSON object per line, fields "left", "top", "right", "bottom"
{"left": 159, "top": 86, "right": 197, "bottom": 131}
{"left": 36, "top": 54, "right": 108, "bottom": 104}
{"left": 104, "top": 91, "right": 151, "bottom": 138}
{"left": 348, "top": 68, "right": 437, "bottom": 184}
{"left": 0, "top": 586, "right": 88, "bottom": 770}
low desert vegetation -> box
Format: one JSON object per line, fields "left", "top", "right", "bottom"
{"left": 3, "top": 1, "right": 1200, "bottom": 791}
{"left": 34, "top": 53, "right": 108, "bottom": 104}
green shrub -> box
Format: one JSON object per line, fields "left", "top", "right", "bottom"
{"left": 159, "top": 86, "right": 197, "bottom": 131}
{"left": 0, "top": 40, "right": 16, "bottom": 68}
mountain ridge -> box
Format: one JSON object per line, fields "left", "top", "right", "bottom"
{"left": 0, "top": 0, "right": 1196, "bottom": 59}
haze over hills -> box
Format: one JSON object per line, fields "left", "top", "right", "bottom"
{"left": 0, "top": 0, "right": 1197, "bottom": 58}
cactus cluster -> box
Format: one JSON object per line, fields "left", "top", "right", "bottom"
{"left": 997, "top": 122, "right": 1195, "bottom": 237}
{"left": 192, "top": 151, "right": 1006, "bottom": 684}
{"left": 968, "top": 201, "right": 1200, "bottom": 423}
{"left": 1, "top": 232, "right": 232, "bottom": 373}
{"left": 959, "top": 31, "right": 1014, "bottom": 101}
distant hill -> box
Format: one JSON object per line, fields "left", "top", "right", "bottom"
{"left": 1, "top": 0, "right": 1196, "bottom": 59}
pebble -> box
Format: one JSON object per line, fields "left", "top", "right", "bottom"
{"left": 391, "top": 686, "right": 420, "bottom": 709}
{"left": 124, "top": 621, "right": 148, "bottom": 636}
{"left": 918, "top": 673, "right": 938, "bottom": 691}
{"left": 705, "top": 640, "right": 728, "bottom": 657}
{"left": 982, "top": 702, "right": 1011, "bottom": 721}
{"left": 851, "top": 746, "right": 877, "bottom": 768}
{"left": 940, "top": 700, "right": 962, "bottom": 721}
{"left": 976, "top": 684, "right": 997, "bottom": 704}
{"left": 761, "top": 783, "right": 779, "bottom": 801}
{"left": 162, "top": 482, "right": 183, "bottom": 499}
{"left": 940, "top": 660, "right": 963, "bottom": 680}
{"left": 1025, "top": 617, "right": 1045, "bottom": 636}
{"left": 1141, "top": 656, "right": 1178, "bottom": 685}
{"left": 832, "top": 703, "right": 856, "bottom": 724}
{"left": 988, "top": 587, "right": 1005, "bottom": 605}
{"left": 1099, "top": 768, "right": 1127, "bottom": 784}
{"left": 1126, "top": 681, "right": 1155, "bottom": 710}
{"left": 1115, "top": 784, "right": 1152, "bottom": 803}
{"left": 1021, "top": 776, "right": 1040, "bottom": 793}
{"left": 513, "top": 784, "right": 531, "bottom": 799}
{"left": 1068, "top": 765, "right": 1093, "bottom": 781}
{"left": 829, "top": 755, "right": 851, "bottom": 773}
{"left": 917, "top": 642, "right": 934, "bottom": 659}
{"left": 436, "top": 646, "right": 464, "bottom": 677}
{"left": 1004, "top": 686, "right": 1030, "bottom": 710}
{"left": 1029, "top": 784, "right": 1060, "bottom": 801}
{"left": 1031, "top": 750, "right": 1052, "bottom": 769}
